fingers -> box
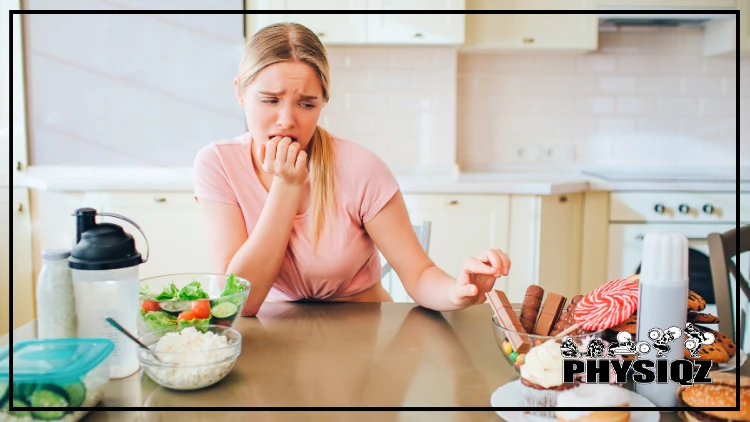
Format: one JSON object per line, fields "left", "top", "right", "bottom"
{"left": 295, "top": 149, "right": 307, "bottom": 171}
{"left": 263, "top": 137, "right": 280, "bottom": 172}
{"left": 478, "top": 249, "right": 511, "bottom": 277}
{"left": 257, "top": 142, "right": 266, "bottom": 166}
{"left": 463, "top": 257, "right": 497, "bottom": 276}
{"left": 276, "top": 136, "right": 292, "bottom": 162}
{"left": 285, "top": 141, "right": 300, "bottom": 167}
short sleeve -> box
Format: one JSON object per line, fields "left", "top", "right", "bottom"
{"left": 193, "top": 143, "right": 238, "bottom": 205}
{"left": 350, "top": 145, "right": 400, "bottom": 224}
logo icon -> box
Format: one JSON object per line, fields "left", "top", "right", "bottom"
{"left": 560, "top": 323, "right": 713, "bottom": 385}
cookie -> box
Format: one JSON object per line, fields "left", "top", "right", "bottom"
{"left": 695, "top": 324, "right": 737, "bottom": 357}
{"left": 609, "top": 313, "right": 637, "bottom": 334}
{"left": 687, "top": 312, "right": 720, "bottom": 324}
{"left": 688, "top": 290, "right": 707, "bottom": 312}
{"left": 520, "top": 285, "right": 544, "bottom": 334}
{"left": 684, "top": 342, "right": 730, "bottom": 363}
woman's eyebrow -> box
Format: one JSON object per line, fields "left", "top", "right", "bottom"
{"left": 257, "top": 90, "right": 318, "bottom": 101}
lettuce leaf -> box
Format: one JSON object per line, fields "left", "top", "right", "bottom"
{"left": 177, "top": 281, "right": 209, "bottom": 301}
{"left": 220, "top": 274, "right": 246, "bottom": 297}
{"left": 141, "top": 310, "right": 177, "bottom": 331}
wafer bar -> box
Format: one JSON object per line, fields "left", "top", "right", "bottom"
{"left": 519, "top": 285, "right": 544, "bottom": 334}
{"left": 486, "top": 290, "right": 532, "bottom": 354}
{"left": 533, "top": 293, "right": 567, "bottom": 336}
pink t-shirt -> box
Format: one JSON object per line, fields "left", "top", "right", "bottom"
{"left": 193, "top": 132, "right": 400, "bottom": 301}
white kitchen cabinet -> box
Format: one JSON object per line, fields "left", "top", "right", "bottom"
{"left": 385, "top": 193, "right": 510, "bottom": 302}
{"left": 463, "top": 0, "right": 598, "bottom": 52}
{"left": 384, "top": 192, "right": 584, "bottom": 304}
{"left": 7, "top": 188, "right": 35, "bottom": 333}
{"left": 99, "top": 192, "right": 214, "bottom": 280}
{"left": 246, "top": 0, "right": 369, "bottom": 44}
{"left": 366, "top": 0, "right": 465, "bottom": 45}
{"left": 505, "top": 193, "right": 584, "bottom": 303}
{"left": 4, "top": 0, "right": 26, "bottom": 187}
{"left": 597, "top": 0, "right": 736, "bottom": 7}
{"left": 740, "top": 0, "right": 750, "bottom": 55}
{"left": 245, "top": 0, "right": 465, "bottom": 45}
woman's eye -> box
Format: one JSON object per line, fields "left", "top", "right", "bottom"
{"left": 302, "top": 103, "right": 315, "bottom": 108}
{"left": 261, "top": 98, "right": 277, "bottom": 104}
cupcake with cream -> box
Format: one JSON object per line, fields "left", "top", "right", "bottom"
{"left": 555, "top": 384, "right": 631, "bottom": 422}
{"left": 519, "top": 339, "right": 579, "bottom": 417}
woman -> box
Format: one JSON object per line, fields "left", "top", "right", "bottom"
{"left": 194, "top": 22, "right": 511, "bottom": 317}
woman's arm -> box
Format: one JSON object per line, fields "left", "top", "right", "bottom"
{"left": 364, "top": 191, "right": 510, "bottom": 311}
{"left": 198, "top": 137, "right": 307, "bottom": 316}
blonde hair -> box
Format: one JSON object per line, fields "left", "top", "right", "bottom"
{"left": 237, "top": 23, "right": 335, "bottom": 253}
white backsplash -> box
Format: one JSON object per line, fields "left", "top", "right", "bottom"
{"left": 455, "top": 26, "right": 742, "bottom": 172}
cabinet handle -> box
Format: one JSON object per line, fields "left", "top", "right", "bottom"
{"left": 15, "top": 161, "right": 23, "bottom": 171}
{"left": 16, "top": 203, "right": 23, "bottom": 212}
{"left": 154, "top": 197, "right": 167, "bottom": 203}
{"left": 445, "top": 199, "right": 458, "bottom": 205}
{"left": 316, "top": 32, "right": 325, "bottom": 37}
{"left": 522, "top": 37, "right": 535, "bottom": 44}
{"left": 559, "top": 195, "right": 568, "bottom": 203}
{"left": 414, "top": 32, "right": 423, "bottom": 38}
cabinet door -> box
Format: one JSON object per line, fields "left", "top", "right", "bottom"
{"left": 396, "top": 194, "right": 510, "bottom": 299}
{"left": 740, "top": 0, "right": 750, "bottom": 54}
{"left": 0, "top": 188, "right": 8, "bottom": 335}
{"left": 100, "top": 192, "right": 214, "bottom": 280}
{"left": 366, "top": 0, "right": 465, "bottom": 45}
{"left": 465, "top": 0, "right": 598, "bottom": 52}
{"left": 246, "top": 0, "right": 368, "bottom": 44}
{"left": 597, "top": 0, "right": 736, "bottom": 6}
{"left": 4, "top": 0, "right": 26, "bottom": 186}
{"left": 9, "top": 188, "right": 34, "bottom": 332}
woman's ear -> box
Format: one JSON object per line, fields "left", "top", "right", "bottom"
{"left": 233, "top": 78, "right": 244, "bottom": 108}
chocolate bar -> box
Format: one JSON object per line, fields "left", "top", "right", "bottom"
{"left": 486, "top": 290, "right": 532, "bottom": 354}
{"left": 519, "top": 285, "right": 544, "bottom": 334}
{"left": 533, "top": 293, "right": 567, "bottom": 336}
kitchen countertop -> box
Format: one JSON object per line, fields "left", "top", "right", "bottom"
{"left": 10, "top": 165, "right": 745, "bottom": 194}
{"left": 3, "top": 302, "right": 743, "bottom": 421}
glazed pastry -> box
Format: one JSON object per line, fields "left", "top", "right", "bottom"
{"left": 555, "top": 384, "right": 630, "bottom": 422}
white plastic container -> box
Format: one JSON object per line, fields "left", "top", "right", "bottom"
{"left": 72, "top": 267, "right": 141, "bottom": 379}
{"left": 634, "top": 232, "right": 689, "bottom": 408}
{"left": 36, "top": 249, "right": 78, "bottom": 339}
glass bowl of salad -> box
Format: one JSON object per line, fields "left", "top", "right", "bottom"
{"left": 137, "top": 273, "right": 251, "bottom": 336}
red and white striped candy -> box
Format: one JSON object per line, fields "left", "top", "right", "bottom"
{"left": 574, "top": 278, "right": 639, "bottom": 331}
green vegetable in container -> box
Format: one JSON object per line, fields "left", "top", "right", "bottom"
{"left": 140, "top": 310, "right": 177, "bottom": 331}
{"left": 177, "top": 281, "right": 210, "bottom": 301}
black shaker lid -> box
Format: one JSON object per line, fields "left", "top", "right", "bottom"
{"left": 68, "top": 208, "right": 144, "bottom": 271}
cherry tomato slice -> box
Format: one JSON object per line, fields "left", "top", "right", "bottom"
{"left": 191, "top": 300, "right": 211, "bottom": 320}
{"left": 141, "top": 301, "right": 161, "bottom": 313}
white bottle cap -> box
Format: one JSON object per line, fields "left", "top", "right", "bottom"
{"left": 640, "top": 232, "right": 689, "bottom": 286}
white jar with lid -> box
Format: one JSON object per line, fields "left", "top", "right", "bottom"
{"left": 36, "top": 249, "right": 78, "bottom": 339}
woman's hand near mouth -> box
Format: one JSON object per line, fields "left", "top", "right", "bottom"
{"left": 257, "top": 136, "right": 308, "bottom": 186}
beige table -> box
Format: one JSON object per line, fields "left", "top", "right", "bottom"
{"left": 2, "top": 302, "right": 745, "bottom": 422}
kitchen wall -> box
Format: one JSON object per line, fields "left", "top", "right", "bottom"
{"left": 322, "top": 26, "right": 742, "bottom": 174}
{"left": 456, "top": 26, "right": 742, "bottom": 171}
{"left": 24, "top": 20, "right": 742, "bottom": 173}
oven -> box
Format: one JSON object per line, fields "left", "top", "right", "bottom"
{"left": 606, "top": 192, "right": 749, "bottom": 350}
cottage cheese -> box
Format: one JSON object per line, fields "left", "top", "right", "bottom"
{"left": 142, "top": 327, "right": 239, "bottom": 390}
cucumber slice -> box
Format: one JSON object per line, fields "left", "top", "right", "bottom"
{"left": 211, "top": 301, "right": 239, "bottom": 319}
{"left": 0, "top": 381, "right": 8, "bottom": 407}
{"left": 8, "top": 399, "right": 31, "bottom": 418}
{"left": 60, "top": 382, "right": 86, "bottom": 407}
{"left": 13, "top": 383, "right": 36, "bottom": 401}
{"left": 28, "top": 387, "right": 69, "bottom": 420}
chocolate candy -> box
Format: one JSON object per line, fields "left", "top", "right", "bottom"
{"left": 533, "top": 293, "right": 567, "bottom": 336}
{"left": 519, "top": 285, "right": 544, "bottom": 334}
{"left": 487, "top": 290, "right": 532, "bottom": 354}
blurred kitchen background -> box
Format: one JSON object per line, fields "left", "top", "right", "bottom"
{"left": 3, "top": 1, "right": 747, "bottom": 342}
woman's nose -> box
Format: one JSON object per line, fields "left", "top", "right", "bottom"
{"left": 275, "top": 103, "right": 295, "bottom": 129}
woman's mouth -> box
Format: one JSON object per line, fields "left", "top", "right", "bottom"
{"left": 269, "top": 135, "right": 297, "bottom": 142}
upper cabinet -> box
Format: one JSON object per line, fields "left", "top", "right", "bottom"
{"left": 246, "top": 0, "right": 369, "bottom": 44}
{"left": 596, "top": 0, "right": 735, "bottom": 6}
{"left": 245, "top": 0, "right": 466, "bottom": 45}
{"left": 702, "top": 0, "right": 746, "bottom": 57}
{"left": 366, "top": 0, "right": 465, "bottom": 45}
{"left": 463, "top": 0, "right": 599, "bottom": 53}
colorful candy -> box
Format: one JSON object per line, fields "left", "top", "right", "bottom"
{"left": 574, "top": 278, "right": 639, "bottom": 331}
{"left": 509, "top": 351, "right": 518, "bottom": 362}
{"left": 516, "top": 353, "right": 526, "bottom": 365}
{"left": 502, "top": 341, "right": 513, "bottom": 355}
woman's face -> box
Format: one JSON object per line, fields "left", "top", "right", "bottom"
{"left": 234, "top": 60, "right": 324, "bottom": 153}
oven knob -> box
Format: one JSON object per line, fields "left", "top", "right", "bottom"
{"left": 678, "top": 204, "right": 690, "bottom": 214}
{"left": 654, "top": 204, "right": 665, "bottom": 214}
{"left": 702, "top": 204, "right": 714, "bottom": 214}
